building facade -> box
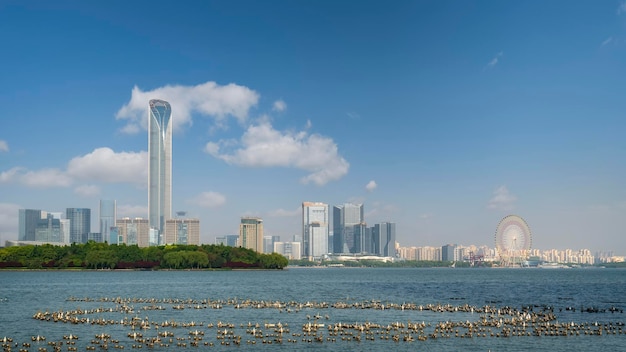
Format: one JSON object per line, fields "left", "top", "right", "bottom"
{"left": 19, "top": 209, "right": 43, "bottom": 241}
{"left": 164, "top": 218, "right": 200, "bottom": 245}
{"left": 99, "top": 200, "right": 116, "bottom": 244}
{"left": 274, "top": 241, "right": 302, "bottom": 260}
{"left": 116, "top": 218, "right": 150, "bottom": 247}
{"left": 148, "top": 99, "right": 172, "bottom": 237}
{"left": 239, "top": 217, "right": 264, "bottom": 253}
{"left": 302, "top": 202, "right": 329, "bottom": 260}
{"left": 332, "top": 203, "right": 363, "bottom": 254}
{"left": 215, "top": 234, "right": 239, "bottom": 247}
{"left": 372, "top": 222, "right": 396, "bottom": 257}
{"left": 66, "top": 208, "right": 90, "bottom": 244}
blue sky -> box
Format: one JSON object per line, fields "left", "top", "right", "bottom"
{"left": 1, "top": 0, "right": 625, "bottom": 254}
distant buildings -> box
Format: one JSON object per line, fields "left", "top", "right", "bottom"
{"left": 164, "top": 218, "right": 200, "bottom": 245}
{"left": 215, "top": 234, "right": 239, "bottom": 247}
{"left": 19, "top": 209, "right": 43, "bottom": 242}
{"left": 99, "top": 200, "right": 116, "bottom": 244}
{"left": 116, "top": 218, "right": 150, "bottom": 247}
{"left": 148, "top": 99, "right": 172, "bottom": 237}
{"left": 66, "top": 208, "right": 90, "bottom": 244}
{"left": 239, "top": 217, "right": 264, "bottom": 253}
{"left": 302, "top": 202, "right": 329, "bottom": 260}
{"left": 274, "top": 241, "right": 301, "bottom": 260}
{"left": 333, "top": 203, "right": 363, "bottom": 254}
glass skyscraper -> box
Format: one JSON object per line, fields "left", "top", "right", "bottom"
{"left": 302, "top": 202, "right": 329, "bottom": 260}
{"left": 66, "top": 208, "right": 91, "bottom": 244}
{"left": 333, "top": 203, "right": 363, "bottom": 254}
{"left": 148, "top": 99, "right": 172, "bottom": 238}
{"left": 99, "top": 200, "right": 116, "bottom": 244}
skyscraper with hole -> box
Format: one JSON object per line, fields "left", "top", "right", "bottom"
{"left": 148, "top": 99, "right": 172, "bottom": 239}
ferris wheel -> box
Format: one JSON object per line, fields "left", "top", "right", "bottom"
{"left": 495, "top": 215, "right": 532, "bottom": 266}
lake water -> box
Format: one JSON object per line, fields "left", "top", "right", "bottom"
{"left": 1, "top": 267, "right": 625, "bottom": 351}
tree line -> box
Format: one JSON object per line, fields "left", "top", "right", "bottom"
{"left": 0, "top": 242, "right": 288, "bottom": 270}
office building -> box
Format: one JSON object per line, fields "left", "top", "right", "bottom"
{"left": 116, "top": 217, "right": 150, "bottom": 247}
{"left": 66, "top": 208, "right": 91, "bottom": 244}
{"left": 332, "top": 203, "right": 363, "bottom": 254}
{"left": 215, "top": 234, "right": 239, "bottom": 247}
{"left": 18, "top": 209, "right": 43, "bottom": 241}
{"left": 239, "top": 217, "right": 264, "bottom": 253}
{"left": 99, "top": 200, "right": 116, "bottom": 244}
{"left": 148, "top": 99, "right": 172, "bottom": 237}
{"left": 302, "top": 202, "right": 329, "bottom": 260}
{"left": 372, "top": 222, "right": 396, "bottom": 257}
{"left": 35, "top": 213, "right": 62, "bottom": 243}
{"left": 164, "top": 218, "right": 200, "bottom": 245}
{"left": 442, "top": 244, "right": 458, "bottom": 262}
{"left": 274, "top": 241, "right": 301, "bottom": 260}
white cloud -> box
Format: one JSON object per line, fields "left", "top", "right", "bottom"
{"left": 74, "top": 184, "right": 101, "bottom": 197}
{"left": 1, "top": 147, "right": 146, "bottom": 189}
{"left": 272, "top": 99, "right": 287, "bottom": 112}
{"left": 67, "top": 147, "right": 147, "bottom": 186}
{"left": 0, "top": 203, "right": 20, "bottom": 240}
{"left": 365, "top": 180, "right": 377, "bottom": 192}
{"left": 487, "top": 185, "right": 517, "bottom": 211}
{"left": 117, "top": 204, "right": 148, "bottom": 219}
{"left": 21, "top": 168, "right": 73, "bottom": 188}
{"left": 487, "top": 51, "right": 503, "bottom": 68}
{"left": 0, "top": 140, "right": 8, "bottom": 152}
{"left": 116, "top": 81, "right": 260, "bottom": 133}
{"left": 618, "top": 1, "right": 626, "bottom": 15}
{"left": 188, "top": 191, "right": 226, "bottom": 208}
{"left": 204, "top": 120, "right": 349, "bottom": 186}
{"left": 601, "top": 37, "right": 613, "bottom": 46}
{"left": 268, "top": 207, "right": 300, "bottom": 217}
{"left": 1, "top": 167, "right": 72, "bottom": 188}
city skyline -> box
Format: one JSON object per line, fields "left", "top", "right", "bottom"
{"left": 1, "top": 1, "right": 625, "bottom": 254}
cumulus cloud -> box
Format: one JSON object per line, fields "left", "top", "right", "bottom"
{"left": 67, "top": 147, "right": 147, "bottom": 185}
{"left": 21, "top": 168, "right": 73, "bottom": 188}
{"left": 1, "top": 147, "right": 147, "bottom": 188}
{"left": 117, "top": 204, "right": 148, "bottom": 219}
{"left": 487, "top": 51, "right": 503, "bottom": 68}
{"left": 272, "top": 99, "right": 287, "bottom": 112}
{"left": 204, "top": 120, "right": 349, "bottom": 186}
{"left": 365, "top": 180, "right": 377, "bottom": 192}
{"left": 188, "top": 191, "right": 226, "bottom": 208}
{"left": 74, "top": 184, "right": 101, "bottom": 197}
{"left": 0, "top": 140, "right": 8, "bottom": 152}
{"left": 116, "top": 81, "right": 260, "bottom": 133}
{"left": 487, "top": 185, "right": 517, "bottom": 211}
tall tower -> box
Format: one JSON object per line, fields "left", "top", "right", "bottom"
{"left": 99, "top": 200, "right": 117, "bottom": 244}
{"left": 239, "top": 217, "right": 264, "bottom": 253}
{"left": 66, "top": 208, "right": 91, "bottom": 244}
{"left": 332, "top": 203, "right": 363, "bottom": 254}
{"left": 302, "top": 202, "right": 329, "bottom": 260}
{"left": 148, "top": 99, "right": 172, "bottom": 239}
{"left": 18, "top": 209, "right": 43, "bottom": 241}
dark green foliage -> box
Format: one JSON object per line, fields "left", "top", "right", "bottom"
{"left": 0, "top": 242, "right": 288, "bottom": 270}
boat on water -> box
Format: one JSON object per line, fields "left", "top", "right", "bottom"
{"left": 538, "top": 262, "right": 571, "bottom": 269}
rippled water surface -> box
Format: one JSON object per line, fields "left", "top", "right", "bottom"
{"left": 1, "top": 268, "right": 625, "bottom": 351}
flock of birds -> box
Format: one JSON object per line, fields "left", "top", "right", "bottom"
{"left": 1, "top": 296, "right": 624, "bottom": 351}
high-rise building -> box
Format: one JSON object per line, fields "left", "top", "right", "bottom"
{"left": 372, "top": 222, "right": 396, "bottom": 257}
{"left": 332, "top": 203, "right": 363, "bottom": 254}
{"left": 442, "top": 244, "right": 458, "bottom": 262}
{"left": 302, "top": 202, "right": 329, "bottom": 260}
{"left": 66, "top": 208, "right": 90, "bottom": 244}
{"left": 116, "top": 217, "right": 150, "bottom": 247}
{"left": 35, "top": 213, "right": 62, "bottom": 243}
{"left": 99, "top": 200, "right": 116, "bottom": 244}
{"left": 239, "top": 217, "right": 264, "bottom": 253}
{"left": 18, "top": 209, "right": 43, "bottom": 241}
{"left": 148, "top": 99, "right": 172, "bottom": 238}
{"left": 164, "top": 218, "right": 200, "bottom": 245}
{"left": 274, "top": 241, "right": 301, "bottom": 260}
